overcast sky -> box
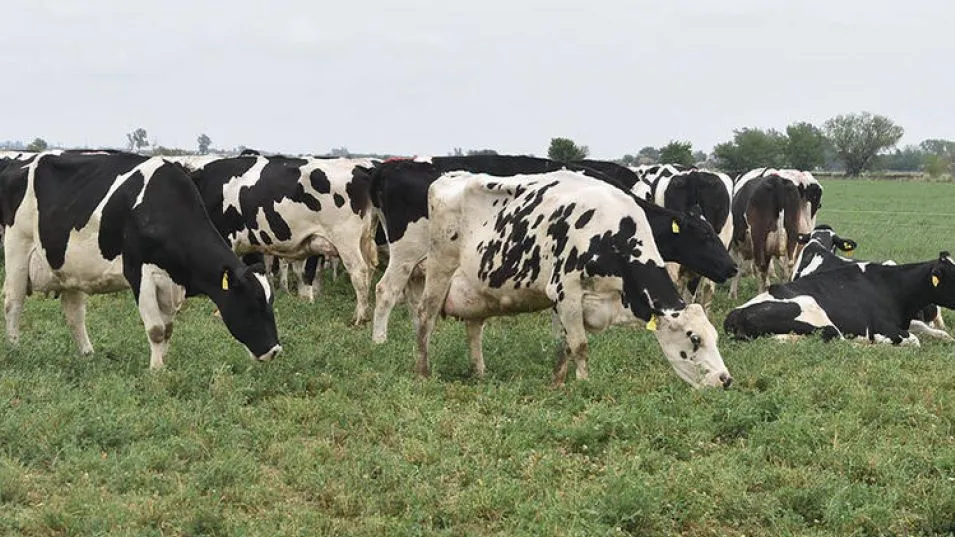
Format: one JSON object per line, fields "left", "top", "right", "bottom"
{"left": 1, "top": 0, "right": 950, "bottom": 158}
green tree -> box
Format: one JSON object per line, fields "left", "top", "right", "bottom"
{"left": 636, "top": 146, "right": 660, "bottom": 164}
{"left": 197, "top": 134, "right": 212, "bottom": 155}
{"left": 713, "top": 128, "right": 788, "bottom": 177}
{"left": 692, "top": 150, "right": 707, "bottom": 164}
{"left": 658, "top": 140, "right": 694, "bottom": 166}
{"left": 466, "top": 149, "right": 498, "bottom": 156}
{"left": 329, "top": 147, "right": 351, "bottom": 157}
{"left": 26, "top": 137, "right": 48, "bottom": 152}
{"left": 126, "top": 128, "right": 149, "bottom": 153}
{"left": 919, "top": 139, "right": 955, "bottom": 159}
{"left": 923, "top": 154, "right": 952, "bottom": 178}
{"left": 785, "top": 122, "right": 827, "bottom": 170}
{"left": 823, "top": 112, "right": 904, "bottom": 177}
{"left": 880, "top": 145, "right": 925, "bottom": 172}
{"left": 620, "top": 154, "right": 636, "bottom": 166}
{"left": 547, "top": 137, "right": 588, "bottom": 162}
{"left": 152, "top": 146, "right": 190, "bottom": 156}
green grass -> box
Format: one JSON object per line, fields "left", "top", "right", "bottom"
{"left": 1, "top": 178, "right": 954, "bottom": 536}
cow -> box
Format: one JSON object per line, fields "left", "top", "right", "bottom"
{"left": 1, "top": 151, "right": 281, "bottom": 368}
{"left": 370, "top": 155, "right": 736, "bottom": 344}
{"left": 723, "top": 251, "right": 955, "bottom": 346}
{"left": 413, "top": 169, "right": 733, "bottom": 388}
{"left": 791, "top": 224, "right": 950, "bottom": 341}
{"left": 728, "top": 169, "right": 819, "bottom": 298}
{"left": 188, "top": 155, "right": 379, "bottom": 323}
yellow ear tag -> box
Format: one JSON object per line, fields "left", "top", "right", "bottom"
{"left": 671, "top": 220, "right": 680, "bottom": 234}
{"left": 221, "top": 271, "right": 230, "bottom": 291}
{"left": 932, "top": 275, "right": 940, "bottom": 288}
{"left": 646, "top": 315, "right": 658, "bottom": 331}
{"left": 844, "top": 249, "right": 854, "bottom": 258}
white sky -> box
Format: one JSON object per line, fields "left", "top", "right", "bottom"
{"left": 1, "top": 0, "right": 950, "bottom": 158}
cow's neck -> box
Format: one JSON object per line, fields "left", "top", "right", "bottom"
{"left": 881, "top": 262, "right": 937, "bottom": 324}
{"left": 620, "top": 260, "right": 685, "bottom": 321}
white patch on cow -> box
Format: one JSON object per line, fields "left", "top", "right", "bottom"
{"left": 413, "top": 155, "right": 434, "bottom": 163}
{"left": 253, "top": 273, "right": 272, "bottom": 302}
{"left": 798, "top": 254, "right": 825, "bottom": 278}
{"left": 856, "top": 262, "right": 871, "bottom": 273}
{"left": 222, "top": 156, "right": 269, "bottom": 223}
{"left": 131, "top": 158, "right": 168, "bottom": 209}
{"left": 737, "top": 292, "right": 841, "bottom": 337}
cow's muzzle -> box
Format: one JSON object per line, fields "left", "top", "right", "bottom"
{"left": 254, "top": 345, "right": 283, "bottom": 362}
{"left": 719, "top": 372, "right": 733, "bottom": 389}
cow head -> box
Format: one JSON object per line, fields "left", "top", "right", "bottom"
{"left": 796, "top": 224, "right": 857, "bottom": 254}
{"left": 216, "top": 263, "right": 282, "bottom": 362}
{"left": 658, "top": 205, "right": 737, "bottom": 282}
{"left": 650, "top": 304, "right": 733, "bottom": 389}
{"left": 928, "top": 252, "right": 955, "bottom": 309}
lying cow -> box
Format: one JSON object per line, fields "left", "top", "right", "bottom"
{"left": 189, "top": 155, "right": 379, "bottom": 324}
{"left": 724, "top": 251, "right": 955, "bottom": 345}
{"left": 414, "top": 169, "right": 733, "bottom": 388}
{"left": 728, "top": 169, "right": 817, "bottom": 298}
{"left": 791, "top": 224, "right": 949, "bottom": 341}
{"left": 370, "top": 155, "right": 736, "bottom": 344}
{"left": 1, "top": 151, "right": 281, "bottom": 368}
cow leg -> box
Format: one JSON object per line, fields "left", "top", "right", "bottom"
{"left": 293, "top": 258, "right": 317, "bottom": 303}
{"left": 908, "top": 320, "right": 954, "bottom": 342}
{"left": 931, "top": 306, "right": 946, "bottom": 330}
{"left": 551, "top": 292, "right": 588, "bottom": 386}
{"left": 60, "top": 290, "right": 94, "bottom": 355}
{"left": 466, "top": 320, "right": 486, "bottom": 378}
{"left": 336, "top": 249, "right": 372, "bottom": 325}
{"left": 278, "top": 259, "right": 291, "bottom": 293}
{"left": 137, "top": 266, "right": 185, "bottom": 369}
{"left": 373, "top": 253, "right": 423, "bottom": 343}
{"left": 3, "top": 236, "right": 32, "bottom": 346}
{"left": 330, "top": 257, "right": 341, "bottom": 281}
{"left": 414, "top": 261, "right": 457, "bottom": 378}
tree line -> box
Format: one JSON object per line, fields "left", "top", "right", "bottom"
{"left": 3, "top": 111, "right": 951, "bottom": 178}
{"left": 548, "top": 111, "right": 952, "bottom": 178}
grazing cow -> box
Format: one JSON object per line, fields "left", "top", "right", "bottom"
{"left": 791, "top": 224, "right": 950, "bottom": 341}
{"left": 724, "top": 252, "right": 955, "bottom": 345}
{"left": 728, "top": 169, "right": 818, "bottom": 298}
{"left": 415, "top": 169, "right": 733, "bottom": 388}
{"left": 1, "top": 151, "right": 281, "bottom": 368}
{"left": 189, "top": 155, "right": 379, "bottom": 323}
{"left": 370, "top": 155, "right": 736, "bottom": 344}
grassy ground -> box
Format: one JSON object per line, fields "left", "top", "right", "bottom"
{"left": 1, "top": 179, "right": 954, "bottom": 536}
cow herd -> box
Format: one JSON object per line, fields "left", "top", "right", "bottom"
{"left": 0, "top": 149, "right": 950, "bottom": 390}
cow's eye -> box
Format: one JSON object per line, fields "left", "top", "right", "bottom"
{"left": 689, "top": 334, "right": 702, "bottom": 351}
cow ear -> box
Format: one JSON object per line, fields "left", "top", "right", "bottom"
{"left": 840, "top": 239, "right": 857, "bottom": 252}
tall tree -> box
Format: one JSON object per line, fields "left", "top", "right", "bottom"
{"left": 466, "top": 149, "right": 498, "bottom": 156}
{"left": 636, "top": 146, "right": 660, "bottom": 164}
{"left": 26, "top": 137, "right": 48, "bottom": 152}
{"left": 823, "top": 112, "right": 904, "bottom": 177}
{"left": 126, "top": 128, "right": 149, "bottom": 153}
{"left": 713, "top": 128, "right": 788, "bottom": 177}
{"left": 658, "top": 140, "right": 694, "bottom": 166}
{"left": 880, "top": 145, "right": 925, "bottom": 172}
{"left": 197, "top": 133, "right": 212, "bottom": 155}
{"left": 785, "top": 122, "right": 827, "bottom": 170}
{"left": 547, "top": 137, "right": 588, "bottom": 162}
{"left": 692, "top": 150, "right": 707, "bottom": 164}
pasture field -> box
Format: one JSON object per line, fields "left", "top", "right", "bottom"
{"left": 1, "top": 178, "right": 954, "bottom": 536}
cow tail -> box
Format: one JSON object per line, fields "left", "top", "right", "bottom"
{"left": 360, "top": 208, "right": 380, "bottom": 269}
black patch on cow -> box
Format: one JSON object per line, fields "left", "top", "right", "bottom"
{"left": 0, "top": 156, "right": 33, "bottom": 228}
{"left": 310, "top": 168, "right": 331, "bottom": 194}
{"left": 450, "top": 232, "right": 459, "bottom": 241}
{"left": 574, "top": 209, "right": 595, "bottom": 229}
{"left": 333, "top": 193, "right": 346, "bottom": 208}
{"left": 34, "top": 152, "right": 149, "bottom": 269}
{"left": 98, "top": 170, "right": 145, "bottom": 260}
{"left": 259, "top": 232, "right": 272, "bottom": 245}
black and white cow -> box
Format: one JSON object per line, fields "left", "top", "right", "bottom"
{"left": 414, "top": 169, "right": 733, "bottom": 388}
{"left": 1, "top": 151, "right": 281, "bottom": 368}
{"left": 188, "top": 155, "right": 379, "bottom": 323}
{"left": 791, "top": 224, "right": 950, "bottom": 340}
{"left": 724, "top": 251, "right": 955, "bottom": 346}
{"left": 620, "top": 163, "right": 735, "bottom": 308}
{"left": 728, "top": 168, "right": 820, "bottom": 298}
{"left": 370, "top": 155, "right": 736, "bottom": 344}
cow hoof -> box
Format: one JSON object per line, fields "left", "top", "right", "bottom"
{"left": 372, "top": 333, "right": 388, "bottom": 344}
